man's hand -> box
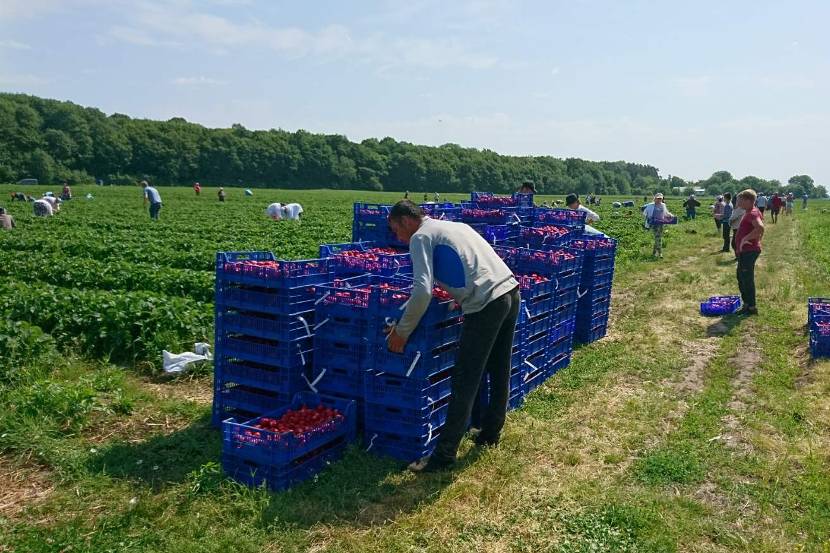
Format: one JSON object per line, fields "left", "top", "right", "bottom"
{"left": 385, "top": 327, "right": 407, "bottom": 353}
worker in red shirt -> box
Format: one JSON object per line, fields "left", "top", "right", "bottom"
{"left": 734, "top": 189, "right": 765, "bottom": 316}
{"left": 770, "top": 193, "right": 783, "bottom": 224}
{"left": 193, "top": 182, "right": 202, "bottom": 196}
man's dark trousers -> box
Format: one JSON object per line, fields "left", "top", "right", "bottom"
{"left": 722, "top": 219, "right": 732, "bottom": 252}
{"left": 431, "top": 286, "right": 520, "bottom": 463}
{"left": 737, "top": 251, "right": 760, "bottom": 308}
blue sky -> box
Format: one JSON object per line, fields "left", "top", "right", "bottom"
{"left": 1, "top": 0, "right": 828, "bottom": 185}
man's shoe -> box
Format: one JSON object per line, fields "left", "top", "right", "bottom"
{"left": 474, "top": 434, "right": 499, "bottom": 448}
{"left": 407, "top": 455, "right": 455, "bottom": 473}
{"left": 736, "top": 306, "right": 758, "bottom": 316}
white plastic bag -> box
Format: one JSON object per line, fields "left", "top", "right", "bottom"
{"left": 162, "top": 342, "right": 213, "bottom": 374}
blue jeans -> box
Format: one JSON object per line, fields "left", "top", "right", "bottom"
{"left": 149, "top": 203, "right": 161, "bottom": 220}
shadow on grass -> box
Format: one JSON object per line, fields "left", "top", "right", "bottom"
{"left": 259, "top": 443, "right": 484, "bottom": 529}
{"left": 85, "top": 413, "right": 220, "bottom": 492}
{"left": 705, "top": 314, "right": 744, "bottom": 337}
{"left": 715, "top": 257, "right": 738, "bottom": 266}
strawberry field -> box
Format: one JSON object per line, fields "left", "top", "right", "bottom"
{"left": 0, "top": 185, "right": 661, "bottom": 370}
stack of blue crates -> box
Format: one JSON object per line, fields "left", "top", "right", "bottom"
{"left": 221, "top": 392, "right": 356, "bottom": 491}
{"left": 212, "top": 252, "right": 331, "bottom": 426}
{"left": 352, "top": 203, "right": 407, "bottom": 249}
{"left": 570, "top": 235, "right": 617, "bottom": 344}
{"left": 808, "top": 298, "right": 830, "bottom": 358}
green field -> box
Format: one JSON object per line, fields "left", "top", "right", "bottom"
{"left": 1, "top": 185, "right": 829, "bottom": 552}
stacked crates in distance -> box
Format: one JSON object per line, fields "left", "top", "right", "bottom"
{"left": 221, "top": 392, "right": 356, "bottom": 491}
{"left": 352, "top": 203, "right": 407, "bottom": 249}
{"left": 363, "top": 283, "right": 462, "bottom": 463}
{"left": 320, "top": 242, "right": 413, "bottom": 278}
{"left": 808, "top": 298, "right": 830, "bottom": 358}
{"left": 570, "top": 235, "right": 617, "bottom": 344}
{"left": 213, "top": 252, "right": 330, "bottom": 426}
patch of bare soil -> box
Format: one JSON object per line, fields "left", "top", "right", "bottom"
{"left": 141, "top": 377, "right": 213, "bottom": 405}
{"left": 0, "top": 456, "right": 54, "bottom": 520}
{"left": 715, "top": 337, "right": 762, "bottom": 453}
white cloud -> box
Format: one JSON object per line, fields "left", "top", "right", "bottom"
{"left": 171, "top": 76, "right": 227, "bottom": 86}
{"left": 0, "top": 39, "right": 32, "bottom": 50}
{"left": 103, "top": 2, "right": 504, "bottom": 71}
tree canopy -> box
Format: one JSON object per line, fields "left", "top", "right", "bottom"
{"left": 0, "top": 93, "right": 823, "bottom": 197}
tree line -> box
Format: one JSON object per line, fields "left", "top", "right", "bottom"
{"left": 0, "top": 93, "right": 825, "bottom": 197}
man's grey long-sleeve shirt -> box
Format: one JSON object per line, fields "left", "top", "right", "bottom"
{"left": 395, "top": 218, "right": 518, "bottom": 339}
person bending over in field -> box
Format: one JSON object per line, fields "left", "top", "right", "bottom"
{"left": 141, "top": 181, "right": 162, "bottom": 220}
{"left": 218, "top": 188, "right": 226, "bottom": 202}
{"left": 0, "top": 207, "right": 15, "bottom": 230}
{"left": 33, "top": 198, "right": 53, "bottom": 217}
{"left": 386, "top": 200, "right": 519, "bottom": 473}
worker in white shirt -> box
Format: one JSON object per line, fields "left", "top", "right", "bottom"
{"left": 265, "top": 203, "right": 304, "bottom": 221}
{"left": 565, "top": 193, "right": 604, "bottom": 235}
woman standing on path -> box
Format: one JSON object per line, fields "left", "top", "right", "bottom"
{"left": 643, "top": 193, "right": 674, "bottom": 259}
{"left": 735, "top": 189, "right": 765, "bottom": 315}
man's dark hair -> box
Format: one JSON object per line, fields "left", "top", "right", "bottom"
{"left": 389, "top": 200, "right": 424, "bottom": 221}
{"left": 565, "top": 193, "right": 579, "bottom": 206}
{"left": 723, "top": 192, "right": 732, "bottom": 200}
{"left": 520, "top": 180, "right": 536, "bottom": 193}
{"left": 0, "top": 207, "right": 5, "bottom": 215}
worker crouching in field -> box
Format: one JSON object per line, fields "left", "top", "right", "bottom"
{"left": 386, "top": 200, "right": 520, "bottom": 473}
{"left": 0, "top": 207, "right": 15, "bottom": 230}
{"left": 265, "top": 203, "right": 304, "bottom": 221}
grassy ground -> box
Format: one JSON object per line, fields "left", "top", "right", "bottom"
{"left": 1, "top": 197, "right": 829, "bottom": 552}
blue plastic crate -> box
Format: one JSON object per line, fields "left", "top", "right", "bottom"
{"left": 547, "top": 350, "right": 572, "bottom": 375}
{"left": 221, "top": 439, "right": 347, "bottom": 491}
{"left": 482, "top": 224, "right": 520, "bottom": 245}
{"left": 312, "top": 311, "right": 373, "bottom": 346}
{"left": 217, "top": 310, "right": 315, "bottom": 342}
{"left": 213, "top": 382, "right": 291, "bottom": 424}
{"left": 808, "top": 297, "right": 830, "bottom": 323}
{"left": 520, "top": 224, "right": 577, "bottom": 249}
{"left": 586, "top": 269, "right": 614, "bottom": 289}
{"left": 353, "top": 203, "right": 392, "bottom": 223}
{"left": 372, "top": 341, "right": 459, "bottom": 379}
{"left": 809, "top": 313, "right": 830, "bottom": 358}
{"left": 550, "top": 300, "right": 579, "bottom": 326}
{"left": 222, "top": 392, "right": 356, "bottom": 466}
{"left": 364, "top": 368, "right": 453, "bottom": 411}
{"left": 534, "top": 208, "right": 587, "bottom": 230}
{"left": 217, "top": 253, "right": 331, "bottom": 289}
{"left": 575, "top": 321, "right": 608, "bottom": 345}
{"left": 320, "top": 242, "right": 412, "bottom": 277}
{"left": 215, "top": 358, "right": 304, "bottom": 396}
{"left": 218, "top": 334, "right": 312, "bottom": 369}
{"left": 508, "top": 390, "right": 525, "bottom": 410}
{"left": 312, "top": 339, "right": 370, "bottom": 372}
{"left": 496, "top": 246, "right": 584, "bottom": 280}
{"left": 364, "top": 397, "right": 450, "bottom": 436}
{"left": 364, "top": 427, "right": 440, "bottom": 462}
{"left": 419, "top": 203, "right": 462, "bottom": 221}
{"left": 461, "top": 204, "right": 521, "bottom": 225}
{"left": 216, "top": 284, "right": 319, "bottom": 316}
{"left": 307, "top": 364, "right": 369, "bottom": 398}
{"left": 352, "top": 220, "right": 408, "bottom": 249}
{"left": 700, "top": 296, "right": 741, "bottom": 316}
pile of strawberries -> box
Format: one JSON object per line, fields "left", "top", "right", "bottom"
{"left": 516, "top": 273, "right": 550, "bottom": 290}
{"left": 242, "top": 404, "right": 345, "bottom": 442}
{"left": 521, "top": 225, "right": 572, "bottom": 240}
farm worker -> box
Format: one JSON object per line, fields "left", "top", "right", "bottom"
{"left": 0, "top": 207, "right": 15, "bottom": 230}
{"left": 643, "top": 193, "right": 673, "bottom": 259}
{"left": 218, "top": 188, "right": 226, "bottom": 202}
{"left": 728, "top": 200, "right": 745, "bottom": 258}
{"left": 518, "top": 180, "right": 536, "bottom": 194}
{"left": 682, "top": 194, "right": 701, "bottom": 220}
{"left": 423, "top": 192, "right": 428, "bottom": 202}
{"left": 193, "top": 182, "right": 201, "bottom": 196}
{"left": 281, "top": 203, "right": 304, "bottom": 220}
{"left": 265, "top": 203, "right": 282, "bottom": 220}
{"left": 720, "top": 193, "right": 733, "bottom": 253}
{"left": 33, "top": 198, "right": 53, "bottom": 217}
{"left": 734, "top": 189, "right": 765, "bottom": 316}
{"left": 802, "top": 193, "right": 809, "bottom": 209}
{"left": 141, "top": 180, "right": 162, "bottom": 220}
{"left": 433, "top": 192, "right": 440, "bottom": 202}
{"left": 61, "top": 182, "right": 72, "bottom": 200}
{"left": 713, "top": 195, "right": 725, "bottom": 232}
{"left": 404, "top": 190, "right": 409, "bottom": 199}
{"left": 386, "top": 200, "right": 520, "bottom": 473}
{"left": 42, "top": 194, "right": 60, "bottom": 213}
{"left": 85, "top": 193, "right": 94, "bottom": 200}
{"left": 755, "top": 193, "right": 767, "bottom": 214}
{"left": 565, "top": 193, "right": 603, "bottom": 235}
{"left": 770, "top": 193, "right": 782, "bottom": 224}
{"left": 244, "top": 189, "right": 253, "bottom": 196}
{"left": 785, "top": 193, "right": 794, "bottom": 216}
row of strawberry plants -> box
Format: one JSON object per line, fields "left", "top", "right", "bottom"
{"left": 0, "top": 250, "right": 214, "bottom": 302}
{"left": 0, "top": 280, "right": 212, "bottom": 366}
